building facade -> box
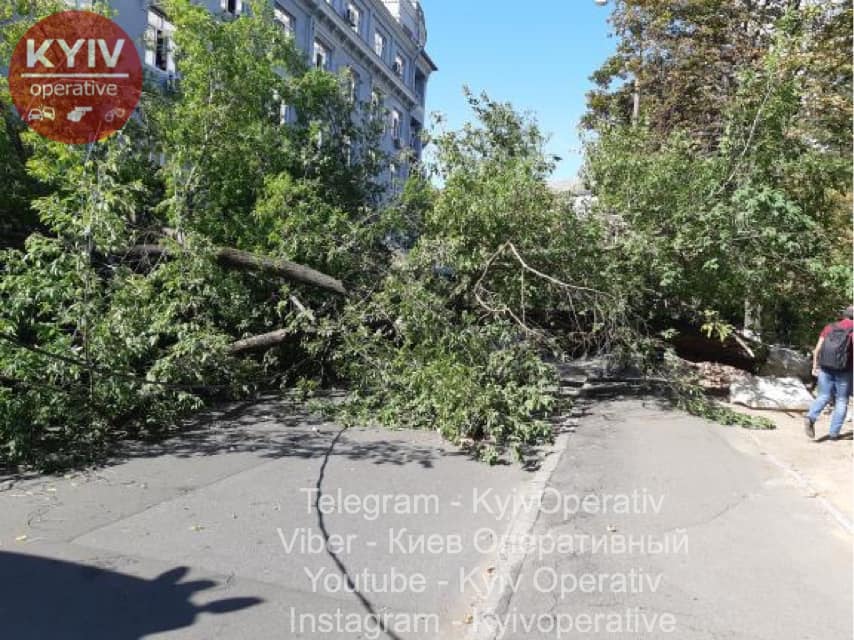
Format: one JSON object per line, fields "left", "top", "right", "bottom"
{"left": 69, "top": 0, "right": 436, "bottom": 186}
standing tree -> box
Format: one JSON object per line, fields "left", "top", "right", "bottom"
{"left": 582, "top": 1, "right": 852, "bottom": 346}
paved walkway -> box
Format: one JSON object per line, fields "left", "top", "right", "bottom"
{"left": 725, "top": 402, "right": 853, "bottom": 528}
{"left": 471, "top": 398, "right": 852, "bottom": 640}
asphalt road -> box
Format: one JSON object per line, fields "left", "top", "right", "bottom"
{"left": 0, "top": 395, "right": 850, "bottom": 639}
{"left": 0, "top": 398, "right": 533, "bottom": 639}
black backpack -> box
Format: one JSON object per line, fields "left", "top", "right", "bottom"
{"left": 818, "top": 323, "right": 853, "bottom": 371}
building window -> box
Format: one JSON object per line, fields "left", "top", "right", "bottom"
{"left": 145, "top": 9, "right": 175, "bottom": 73}
{"left": 409, "top": 119, "right": 421, "bottom": 151}
{"left": 345, "top": 68, "right": 360, "bottom": 102}
{"left": 393, "top": 54, "right": 405, "bottom": 80}
{"left": 313, "top": 40, "right": 330, "bottom": 70}
{"left": 346, "top": 3, "right": 361, "bottom": 34}
{"left": 390, "top": 108, "right": 401, "bottom": 144}
{"left": 148, "top": 148, "right": 167, "bottom": 166}
{"left": 371, "top": 89, "right": 385, "bottom": 124}
{"left": 274, "top": 7, "right": 295, "bottom": 37}
{"left": 344, "top": 135, "right": 353, "bottom": 166}
{"left": 272, "top": 89, "right": 289, "bottom": 125}
{"left": 221, "top": 0, "right": 242, "bottom": 16}
{"left": 373, "top": 31, "right": 386, "bottom": 59}
{"left": 415, "top": 69, "right": 426, "bottom": 102}
{"left": 389, "top": 162, "right": 400, "bottom": 188}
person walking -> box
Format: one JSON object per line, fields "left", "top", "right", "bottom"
{"left": 804, "top": 306, "right": 854, "bottom": 440}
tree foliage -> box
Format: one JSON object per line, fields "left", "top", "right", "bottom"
{"left": 583, "top": 2, "right": 852, "bottom": 344}
{"left": 328, "top": 92, "right": 629, "bottom": 459}
{"left": 0, "top": 4, "right": 582, "bottom": 467}
{"left": 0, "top": 1, "right": 848, "bottom": 468}
{"left": 0, "top": 0, "right": 387, "bottom": 466}
{"left": 584, "top": 1, "right": 851, "bottom": 148}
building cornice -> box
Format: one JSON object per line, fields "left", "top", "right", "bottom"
{"left": 366, "top": 0, "right": 428, "bottom": 60}
{"left": 418, "top": 49, "right": 437, "bottom": 72}
{"left": 308, "top": 0, "right": 424, "bottom": 109}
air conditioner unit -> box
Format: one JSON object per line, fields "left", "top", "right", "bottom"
{"left": 346, "top": 9, "right": 357, "bottom": 27}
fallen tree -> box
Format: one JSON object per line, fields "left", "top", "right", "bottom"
{"left": 2, "top": 2, "right": 847, "bottom": 470}
{"left": 665, "top": 320, "right": 762, "bottom": 372}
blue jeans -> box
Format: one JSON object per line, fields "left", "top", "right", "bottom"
{"left": 807, "top": 368, "right": 853, "bottom": 436}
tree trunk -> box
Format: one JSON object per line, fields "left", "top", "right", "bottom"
{"left": 744, "top": 299, "right": 762, "bottom": 340}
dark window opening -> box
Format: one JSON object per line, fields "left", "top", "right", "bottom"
{"left": 155, "top": 31, "right": 168, "bottom": 71}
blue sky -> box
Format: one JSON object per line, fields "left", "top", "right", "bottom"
{"left": 422, "top": 0, "right": 616, "bottom": 181}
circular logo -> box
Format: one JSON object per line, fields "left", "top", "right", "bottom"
{"left": 8, "top": 11, "right": 143, "bottom": 144}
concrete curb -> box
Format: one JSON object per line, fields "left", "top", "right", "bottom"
{"left": 461, "top": 360, "right": 651, "bottom": 638}
{"left": 463, "top": 430, "right": 572, "bottom": 640}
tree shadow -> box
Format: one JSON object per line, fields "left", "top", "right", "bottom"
{"left": 0, "top": 393, "right": 531, "bottom": 484}
{"left": 107, "top": 395, "right": 457, "bottom": 470}
{"left": 0, "top": 552, "right": 262, "bottom": 640}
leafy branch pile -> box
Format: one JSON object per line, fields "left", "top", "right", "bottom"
{"left": 0, "top": 0, "right": 850, "bottom": 468}
{"left": 1, "top": 0, "right": 385, "bottom": 466}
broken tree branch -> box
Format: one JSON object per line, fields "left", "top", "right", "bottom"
{"left": 228, "top": 329, "right": 291, "bottom": 354}
{"left": 471, "top": 241, "right": 629, "bottom": 354}
{"left": 125, "top": 244, "right": 346, "bottom": 295}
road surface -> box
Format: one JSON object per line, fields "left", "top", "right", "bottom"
{"left": 0, "top": 395, "right": 850, "bottom": 639}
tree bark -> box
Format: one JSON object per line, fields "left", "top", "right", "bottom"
{"left": 125, "top": 245, "right": 346, "bottom": 295}
{"left": 743, "top": 299, "right": 762, "bottom": 340}
{"left": 228, "top": 329, "right": 291, "bottom": 354}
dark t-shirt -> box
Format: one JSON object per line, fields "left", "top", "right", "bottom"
{"left": 820, "top": 318, "right": 854, "bottom": 338}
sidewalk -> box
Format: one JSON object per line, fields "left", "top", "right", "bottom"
{"left": 470, "top": 398, "right": 852, "bottom": 640}
{"left": 0, "top": 396, "right": 546, "bottom": 639}
{"left": 724, "top": 402, "right": 853, "bottom": 531}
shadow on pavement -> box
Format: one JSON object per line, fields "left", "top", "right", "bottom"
{"left": 111, "top": 396, "right": 448, "bottom": 469}
{"left": 313, "top": 427, "right": 404, "bottom": 640}
{"left": 0, "top": 553, "right": 262, "bottom": 640}
{"left": 815, "top": 430, "right": 854, "bottom": 442}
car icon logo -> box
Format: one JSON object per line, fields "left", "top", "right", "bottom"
{"left": 27, "top": 106, "right": 56, "bottom": 121}
{"left": 66, "top": 106, "right": 94, "bottom": 122}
